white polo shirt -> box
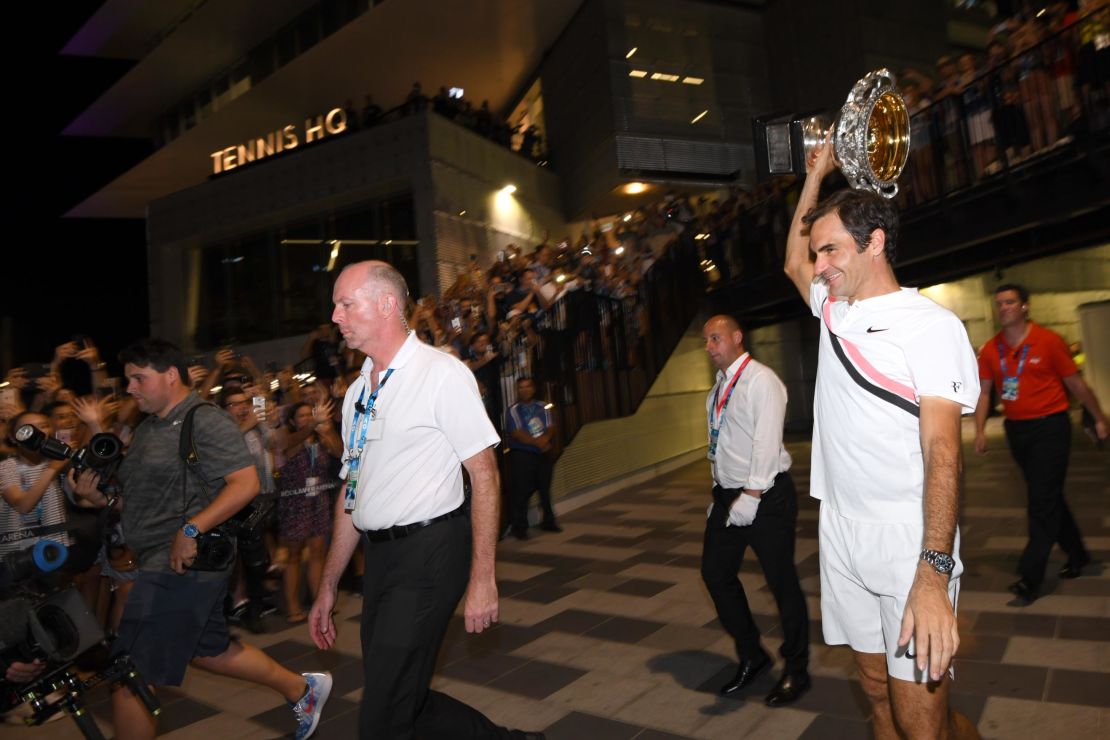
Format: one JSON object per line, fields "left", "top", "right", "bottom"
{"left": 809, "top": 281, "right": 980, "bottom": 524}
{"left": 706, "top": 353, "right": 792, "bottom": 490}
{"left": 341, "top": 332, "right": 500, "bottom": 531}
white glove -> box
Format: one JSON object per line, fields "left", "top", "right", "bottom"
{"left": 726, "top": 493, "right": 761, "bottom": 527}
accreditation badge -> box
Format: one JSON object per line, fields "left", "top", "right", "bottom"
{"left": 1000, "top": 375, "right": 1019, "bottom": 402}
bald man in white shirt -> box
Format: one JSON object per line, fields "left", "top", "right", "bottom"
{"left": 701, "top": 315, "right": 810, "bottom": 707}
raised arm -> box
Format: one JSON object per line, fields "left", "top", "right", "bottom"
{"left": 784, "top": 138, "right": 837, "bottom": 299}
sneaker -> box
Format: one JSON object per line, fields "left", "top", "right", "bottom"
{"left": 291, "top": 671, "right": 332, "bottom": 740}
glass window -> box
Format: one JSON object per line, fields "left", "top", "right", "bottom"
{"left": 194, "top": 242, "right": 233, "bottom": 349}
{"left": 197, "top": 87, "right": 212, "bottom": 119}
{"left": 276, "top": 25, "right": 297, "bottom": 67}
{"left": 182, "top": 99, "right": 197, "bottom": 131}
{"left": 382, "top": 196, "right": 416, "bottom": 240}
{"left": 321, "top": 0, "right": 343, "bottom": 35}
{"left": 298, "top": 7, "right": 321, "bottom": 51}
{"left": 194, "top": 235, "right": 275, "bottom": 348}
{"left": 249, "top": 39, "right": 275, "bottom": 83}
{"left": 191, "top": 195, "right": 419, "bottom": 349}
{"left": 224, "top": 234, "right": 274, "bottom": 345}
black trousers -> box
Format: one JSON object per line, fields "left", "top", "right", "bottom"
{"left": 701, "top": 472, "right": 809, "bottom": 673}
{"left": 359, "top": 516, "right": 511, "bottom": 739}
{"left": 507, "top": 449, "right": 555, "bottom": 532}
{"left": 1005, "top": 412, "right": 1088, "bottom": 588}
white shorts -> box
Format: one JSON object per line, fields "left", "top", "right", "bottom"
{"left": 818, "top": 503, "right": 961, "bottom": 683}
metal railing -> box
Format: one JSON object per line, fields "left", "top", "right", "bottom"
{"left": 492, "top": 234, "right": 704, "bottom": 455}
{"left": 899, "top": 6, "right": 1109, "bottom": 208}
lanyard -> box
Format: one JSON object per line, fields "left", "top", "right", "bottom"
{"left": 343, "top": 367, "right": 394, "bottom": 511}
{"left": 346, "top": 367, "right": 394, "bottom": 458}
{"left": 711, "top": 355, "right": 752, "bottom": 426}
{"left": 997, "top": 342, "right": 1030, "bottom": 377}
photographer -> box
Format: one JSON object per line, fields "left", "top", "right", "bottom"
{"left": 72, "top": 339, "right": 331, "bottom": 740}
{"left": 1, "top": 410, "right": 72, "bottom": 557}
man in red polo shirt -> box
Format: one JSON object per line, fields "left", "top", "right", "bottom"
{"left": 974, "top": 284, "right": 1108, "bottom": 605}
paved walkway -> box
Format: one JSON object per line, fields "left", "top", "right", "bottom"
{"left": 15, "top": 417, "right": 1109, "bottom": 738}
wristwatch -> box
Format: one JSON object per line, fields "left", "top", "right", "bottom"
{"left": 920, "top": 549, "right": 955, "bottom": 575}
{"left": 182, "top": 522, "right": 200, "bottom": 538}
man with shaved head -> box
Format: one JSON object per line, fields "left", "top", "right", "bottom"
{"left": 700, "top": 315, "right": 810, "bottom": 707}
{"left": 309, "top": 261, "right": 543, "bottom": 738}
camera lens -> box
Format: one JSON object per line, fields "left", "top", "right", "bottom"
{"left": 87, "top": 433, "right": 123, "bottom": 465}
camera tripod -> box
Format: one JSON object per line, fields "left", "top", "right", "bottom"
{"left": 13, "top": 652, "right": 159, "bottom": 740}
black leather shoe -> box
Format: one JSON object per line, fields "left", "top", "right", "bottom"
{"left": 540, "top": 521, "right": 563, "bottom": 533}
{"left": 1008, "top": 579, "right": 1038, "bottom": 606}
{"left": 765, "top": 672, "right": 811, "bottom": 707}
{"left": 1058, "top": 554, "right": 1091, "bottom": 579}
{"left": 719, "top": 651, "right": 770, "bottom": 696}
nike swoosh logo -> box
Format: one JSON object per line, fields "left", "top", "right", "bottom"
{"left": 866, "top": 327, "right": 888, "bottom": 333}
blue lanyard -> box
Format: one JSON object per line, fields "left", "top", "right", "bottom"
{"left": 998, "top": 343, "right": 1030, "bottom": 377}
{"left": 347, "top": 367, "right": 394, "bottom": 458}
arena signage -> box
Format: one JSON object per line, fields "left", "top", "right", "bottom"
{"left": 209, "top": 107, "right": 349, "bottom": 175}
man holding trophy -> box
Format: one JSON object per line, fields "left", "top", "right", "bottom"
{"left": 781, "top": 71, "right": 982, "bottom": 739}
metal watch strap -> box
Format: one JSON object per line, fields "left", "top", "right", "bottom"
{"left": 921, "top": 548, "right": 954, "bottom": 574}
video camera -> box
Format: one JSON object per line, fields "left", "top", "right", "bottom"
{"left": 12, "top": 426, "right": 123, "bottom": 490}
{"left": 0, "top": 540, "right": 159, "bottom": 738}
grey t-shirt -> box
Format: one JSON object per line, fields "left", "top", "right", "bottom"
{"left": 117, "top": 393, "right": 254, "bottom": 573}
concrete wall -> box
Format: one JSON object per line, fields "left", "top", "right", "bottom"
{"left": 920, "top": 244, "right": 1110, "bottom": 350}
{"left": 425, "top": 113, "right": 569, "bottom": 291}
{"left": 748, "top": 317, "right": 819, "bottom": 432}
{"left": 551, "top": 316, "right": 714, "bottom": 498}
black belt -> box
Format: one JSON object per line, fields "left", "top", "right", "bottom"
{"left": 362, "top": 504, "right": 467, "bottom": 543}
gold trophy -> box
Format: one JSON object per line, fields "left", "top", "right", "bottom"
{"left": 755, "top": 69, "right": 910, "bottom": 199}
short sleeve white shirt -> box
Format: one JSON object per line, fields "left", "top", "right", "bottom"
{"left": 341, "top": 332, "right": 500, "bottom": 531}
{"left": 808, "top": 281, "right": 980, "bottom": 524}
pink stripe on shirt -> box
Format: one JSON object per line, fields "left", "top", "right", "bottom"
{"left": 823, "top": 299, "right": 918, "bottom": 405}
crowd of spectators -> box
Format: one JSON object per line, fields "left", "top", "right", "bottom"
{"left": 0, "top": 189, "right": 715, "bottom": 640}
{"left": 894, "top": 1, "right": 1109, "bottom": 205}
{"left": 341, "top": 80, "right": 546, "bottom": 161}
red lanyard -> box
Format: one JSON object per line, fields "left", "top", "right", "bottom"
{"left": 713, "top": 355, "right": 751, "bottom": 422}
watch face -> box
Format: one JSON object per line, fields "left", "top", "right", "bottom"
{"left": 922, "top": 549, "right": 954, "bottom": 573}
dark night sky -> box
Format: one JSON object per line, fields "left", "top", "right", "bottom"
{"left": 7, "top": 3, "right": 153, "bottom": 373}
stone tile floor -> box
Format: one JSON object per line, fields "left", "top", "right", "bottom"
{"left": 13, "top": 418, "right": 1109, "bottom": 738}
